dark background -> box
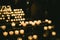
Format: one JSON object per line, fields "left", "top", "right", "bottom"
{"left": 0, "top": 0, "right": 60, "bottom": 40}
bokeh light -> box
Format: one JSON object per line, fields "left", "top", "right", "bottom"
{"left": 1, "top": 25, "right": 6, "bottom": 30}
{"left": 33, "top": 35, "right": 38, "bottom": 39}
{"left": 20, "top": 29, "right": 24, "bottom": 34}
{"left": 52, "top": 31, "right": 56, "bottom": 36}
{"left": 11, "top": 22, "right": 16, "bottom": 27}
{"left": 28, "top": 35, "right": 33, "bottom": 40}
{"left": 9, "top": 31, "right": 14, "bottom": 35}
{"left": 15, "top": 30, "right": 19, "bottom": 35}
{"left": 44, "top": 26, "right": 48, "bottom": 30}
{"left": 17, "top": 37, "right": 22, "bottom": 40}
{"left": 3, "top": 31, "right": 8, "bottom": 36}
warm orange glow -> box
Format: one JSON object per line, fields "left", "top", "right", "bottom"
{"left": 21, "top": 21, "right": 27, "bottom": 27}
{"left": 31, "top": 22, "right": 35, "bottom": 26}
{"left": 22, "top": 23, "right": 27, "bottom": 27}
{"left": 11, "top": 19, "right": 14, "bottom": 21}
{"left": 20, "top": 29, "right": 24, "bottom": 34}
{"left": 1, "top": 25, "right": 6, "bottom": 30}
{"left": 45, "top": 19, "right": 48, "bottom": 22}
{"left": 52, "top": 31, "right": 56, "bottom": 36}
{"left": 28, "top": 35, "right": 33, "bottom": 40}
{"left": 15, "top": 30, "right": 19, "bottom": 35}
{"left": 34, "top": 20, "right": 37, "bottom": 23}
{"left": 48, "top": 20, "right": 52, "bottom": 24}
{"left": 7, "top": 17, "right": 10, "bottom": 19}
{"left": 6, "top": 20, "right": 9, "bottom": 22}
{"left": 36, "top": 20, "right": 41, "bottom": 25}
{"left": 0, "top": 6, "right": 56, "bottom": 39}
{"left": 44, "top": 26, "right": 48, "bottom": 30}
{"left": 7, "top": 14, "right": 10, "bottom": 17}
{"left": 33, "top": 35, "right": 38, "bottom": 39}
{"left": 29, "top": 21, "right": 33, "bottom": 24}
{"left": 17, "top": 37, "right": 22, "bottom": 40}
{"left": 21, "top": 21, "right": 24, "bottom": 24}
{"left": 9, "top": 31, "right": 14, "bottom": 35}
{"left": 22, "top": 18, "right": 25, "bottom": 20}
{"left": 2, "top": 15, "right": 4, "bottom": 17}
{"left": 11, "top": 22, "right": 16, "bottom": 27}
{"left": 48, "top": 26, "right": 52, "bottom": 30}
{"left": 2, "top": 17, "right": 5, "bottom": 20}
{"left": 3, "top": 32, "right": 8, "bottom": 36}
{"left": 25, "top": 21, "right": 29, "bottom": 24}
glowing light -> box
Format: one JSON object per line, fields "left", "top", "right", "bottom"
{"left": 20, "top": 29, "right": 24, "bottom": 34}
{"left": 31, "top": 22, "right": 35, "bottom": 26}
{"left": 6, "top": 5, "right": 12, "bottom": 11}
{"left": 20, "top": 18, "right": 23, "bottom": 20}
{"left": 34, "top": 20, "right": 37, "bottom": 23}
{"left": 11, "top": 12, "right": 13, "bottom": 13}
{"left": 13, "top": 19, "right": 16, "bottom": 21}
{"left": 22, "top": 23, "right": 27, "bottom": 27}
{"left": 2, "top": 15, "right": 4, "bottom": 17}
{"left": 48, "top": 20, "right": 52, "bottom": 24}
{"left": 29, "top": 21, "right": 33, "bottom": 24}
{"left": 1, "top": 25, "right": 6, "bottom": 30}
{"left": 45, "top": 19, "right": 48, "bottom": 22}
{"left": 3, "top": 17, "right": 5, "bottom": 20}
{"left": 15, "top": 30, "right": 19, "bottom": 35}
{"left": 19, "top": 16, "right": 22, "bottom": 18}
{"left": 48, "top": 26, "right": 53, "bottom": 30}
{"left": 17, "top": 37, "right": 22, "bottom": 40}
{"left": 52, "top": 31, "right": 56, "bottom": 36}
{"left": 11, "top": 22, "right": 16, "bottom": 27}
{"left": 21, "top": 11, "right": 24, "bottom": 13}
{"left": 33, "top": 35, "right": 38, "bottom": 39}
{"left": 28, "top": 35, "right": 33, "bottom": 40}
{"left": 22, "top": 18, "right": 25, "bottom": 20}
{"left": 36, "top": 20, "right": 41, "bottom": 25}
{"left": 20, "top": 9, "right": 22, "bottom": 11}
{"left": 25, "top": 21, "right": 29, "bottom": 24}
{"left": 44, "top": 26, "right": 48, "bottom": 30}
{"left": 20, "top": 14, "right": 23, "bottom": 16}
{"left": 38, "top": 20, "right": 41, "bottom": 23}
{"left": 8, "top": 17, "right": 10, "bottom": 19}
{"left": 6, "top": 20, "right": 9, "bottom": 22}
{"left": 3, "top": 32, "right": 8, "bottom": 36}
{"left": 11, "top": 19, "right": 14, "bottom": 21}
{"left": 21, "top": 21, "right": 24, "bottom": 24}
{"left": 7, "top": 14, "right": 10, "bottom": 17}
{"left": 9, "top": 31, "right": 14, "bottom": 35}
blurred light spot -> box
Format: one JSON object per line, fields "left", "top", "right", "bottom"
{"left": 17, "top": 37, "right": 22, "bottom": 40}
{"left": 44, "top": 26, "right": 48, "bottom": 30}
{"left": 33, "top": 35, "right": 38, "bottom": 39}
{"left": 1, "top": 25, "right": 6, "bottom": 30}
{"left": 9, "top": 31, "right": 14, "bottom": 35}
{"left": 52, "top": 31, "right": 56, "bottom": 36}
{"left": 3, "top": 31, "right": 8, "bottom": 36}
{"left": 11, "top": 22, "right": 16, "bottom": 27}
{"left": 20, "top": 29, "right": 24, "bottom": 35}
{"left": 28, "top": 35, "right": 33, "bottom": 40}
{"left": 15, "top": 30, "right": 19, "bottom": 35}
